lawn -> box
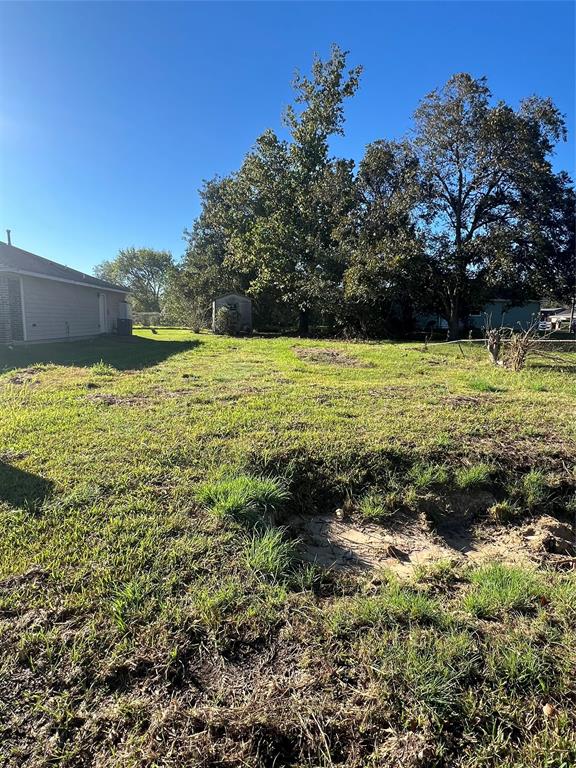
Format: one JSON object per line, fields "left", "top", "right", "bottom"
{"left": 0, "top": 329, "right": 575, "bottom": 767}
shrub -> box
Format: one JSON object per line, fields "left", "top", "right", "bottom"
{"left": 213, "top": 306, "right": 237, "bottom": 335}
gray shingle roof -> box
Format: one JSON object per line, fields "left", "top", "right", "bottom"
{"left": 0, "top": 242, "right": 128, "bottom": 292}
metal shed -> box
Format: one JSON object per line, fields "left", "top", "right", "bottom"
{"left": 212, "top": 293, "right": 252, "bottom": 335}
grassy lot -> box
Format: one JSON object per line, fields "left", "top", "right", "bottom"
{"left": 0, "top": 329, "right": 575, "bottom": 767}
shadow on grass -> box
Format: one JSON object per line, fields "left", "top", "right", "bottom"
{"left": 0, "top": 461, "right": 53, "bottom": 510}
{"left": 0, "top": 335, "right": 202, "bottom": 372}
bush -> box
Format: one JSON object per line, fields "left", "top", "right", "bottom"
{"left": 213, "top": 306, "right": 237, "bottom": 335}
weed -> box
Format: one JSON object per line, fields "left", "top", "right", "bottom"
{"left": 487, "top": 499, "right": 520, "bottom": 523}
{"left": 90, "top": 359, "right": 117, "bottom": 376}
{"left": 520, "top": 470, "right": 549, "bottom": 511}
{"left": 408, "top": 462, "right": 449, "bottom": 490}
{"left": 357, "top": 490, "right": 398, "bottom": 521}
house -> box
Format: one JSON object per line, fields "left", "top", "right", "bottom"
{"left": 467, "top": 299, "right": 541, "bottom": 331}
{"left": 416, "top": 299, "right": 540, "bottom": 334}
{"left": 546, "top": 307, "right": 573, "bottom": 331}
{"left": 212, "top": 293, "right": 252, "bottom": 334}
{"left": 0, "top": 238, "right": 131, "bottom": 344}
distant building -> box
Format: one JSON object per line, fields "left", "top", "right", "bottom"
{"left": 468, "top": 299, "right": 540, "bottom": 331}
{"left": 416, "top": 299, "right": 541, "bottom": 333}
{"left": 0, "top": 238, "right": 131, "bottom": 344}
{"left": 212, "top": 293, "right": 253, "bottom": 335}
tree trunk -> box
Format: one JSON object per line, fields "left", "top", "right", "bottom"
{"left": 448, "top": 297, "right": 460, "bottom": 340}
{"left": 298, "top": 308, "right": 310, "bottom": 337}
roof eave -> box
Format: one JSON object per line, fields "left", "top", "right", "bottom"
{"left": 0, "top": 266, "right": 129, "bottom": 294}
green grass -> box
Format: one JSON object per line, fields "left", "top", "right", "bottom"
{"left": 357, "top": 489, "right": 398, "bottom": 521}
{"left": 455, "top": 462, "right": 493, "bottom": 489}
{"left": 0, "top": 330, "right": 575, "bottom": 767}
{"left": 462, "top": 563, "right": 548, "bottom": 618}
{"left": 195, "top": 473, "right": 289, "bottom": 524}
{"left": 242, "top": 527, "right": 295, "bottom": 581}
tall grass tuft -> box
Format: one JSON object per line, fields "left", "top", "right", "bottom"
{"left": 462, "top": 563, "right": 547, "bottom": 618}
{"left": 195, "top": 473, "right": 290, "bottom": 524}
{"left": 408, "top": 463, "right": 449, "bottom": 490}
{"left": 243, "top": 528, "right": 295, "bottom": 581}
{"left": 90, "top": 359, "right": 117, "bottom": 376}
{"left": 455, "top": 463, "right": 493, "bottom": 490}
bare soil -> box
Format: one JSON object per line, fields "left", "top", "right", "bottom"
{"left": 287, "top": 510, "right": 576, "bottom": 574}
{"left": 294, "top": 347, "right": 375, "bottom": 367}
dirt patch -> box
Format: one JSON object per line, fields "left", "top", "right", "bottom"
{"left": 440, "top": 394, "right": 493, "bottom": 408}
{"left": 287, "top": 511, "right": 574, "bottom": 574}
{"left": 6, "top": 367, "right": 44, "bottom": 386}
{"left": 87, "top": 393, "right": 149, "bottom": 406}
{"left": 294, "top": 347, "right": 374, "bottom": 368}
{"left": 0, "top": 451, "right": 29, "bottom": 463}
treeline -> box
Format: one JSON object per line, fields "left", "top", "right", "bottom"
{"left": 111, "top": 46, "right": 576, "bottom": 338}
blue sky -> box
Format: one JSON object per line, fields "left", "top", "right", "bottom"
{"left": 0, "top": 1, "right": 574, "bottom": 274}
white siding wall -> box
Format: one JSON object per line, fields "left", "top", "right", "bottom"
{"left": 21, "top": 275, "right": 125, "bottom": 341}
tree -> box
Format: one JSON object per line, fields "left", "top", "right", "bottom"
{"left": 94, "top": 248, "right": 174, "bottom": 312}
{"left": 224, "top": 44, "right": 362, "bottom": 335}
{"left": 343, "top": 140, "right": 427, "bottom": 335}
{"left": 412, "top": 73, "right": 571, "bottom": 337}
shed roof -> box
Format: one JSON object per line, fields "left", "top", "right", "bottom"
{"left": 214, "top": 293, "right": 252, "bottom": 303}
{"left": 0, "top": 241, "right": 128, "bottom": 293}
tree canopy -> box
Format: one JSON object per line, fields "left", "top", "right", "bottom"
{"left": 95, "top": 247, "right": 175, "bottom": 312}
{"left": 175, "top": 50, "right": 574, "bottom": 337}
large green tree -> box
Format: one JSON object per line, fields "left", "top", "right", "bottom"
{"left": 412, "top": 73, "right": 572, "bottom": 337}
{"left": 342, "top": 139, "right": 426, "bottom": 335}
{"left": 183, "top": 45, "right": 361, "bottom": 335}
{"left": 95, "top": 247, "right": 175, "bottom": 312}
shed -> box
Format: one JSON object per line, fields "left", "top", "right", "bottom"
{"left": 0, "top": 240, "right": 131, "bottom": 344}
{"left": 212, "top": 293, "right": 252, "bottom": 334}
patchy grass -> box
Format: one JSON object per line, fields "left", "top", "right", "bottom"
{"left": 0, "top": 330, "right": 575, "bottom": 767}
{"left": 242, "top": 527, "right": 295, "bottom": 582}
